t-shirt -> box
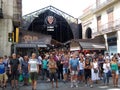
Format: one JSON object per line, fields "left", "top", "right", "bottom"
{"left": 111, "top": 63, "right": 118, "bottom": 71}
{"left": 0, "top": 63, "right": 5, "bottom": 74}
{"left": 103, "top": 63, "right": 110, "bottom": 73}
{"left": 19, "top": 57, "right": 24, "bottom": 66}
{"left": 28, "top": 59, "right": 38, "bottom": 72}
{"left": 3, "top": 59, "right": 9, "bottom": 71}
{"left": 42, "top": 59, "right": 48, "bottom": 69}
{"left": 48, "top": 60, "right": 57, "bottom": 73}
{"left": 38, "top": 56, "right": 42, "bottom": 65}
{"left": 79, "top": 61, "right": 84, "bottom": 70}
{"left": 70, "top": 58, "right": 79, "bottom": 71}
{"left": 10, "top": 59, "right": 20, "bottom": 72}
{"left": 22, "top": 60, "right": 28, "bottom": 73}
{"left": 62, "top": 56, "right": 69, "bottom": 68}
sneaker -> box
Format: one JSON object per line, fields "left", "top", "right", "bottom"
{"left": 71, "top": 85, "right": 74, "bottom": 88}
{"left": 11, "top": 87, "right": 14, "bottom": 90}
{"left": 47, "top": 79, "right": 50, "bottom": 82}
{"left": 90, "top": 85, "right": 93, "bottom": 88}
{"left": 75, "top": 85, "right": 78, "bottom": 87}
{"left": 85, "top": 84, "right": 88, "bottom": 87}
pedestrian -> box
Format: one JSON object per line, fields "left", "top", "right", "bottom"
{"left": 61, "top": 54, "right": 69, "bottom": 82}
{"left": 41, "top": 55, "right": 49, "bottom": 81}
{"left": 78, "top": 57, "right": 84, "bottom": 83}
{"left": 69, "top": 53, "right": 79, "bottom": 88}
{"left": 110, "top": 57, "right": 119, "bottom": 87}
{"left": 17, "top": 54, "right": 24, "bottom": 67}
{"left": 3, "top": 55, "right": 9, "bottom": 87}
{"left": 56, "top": 54, "right": 63, "bottom": 81}
{"left": 28, "top": 53, "right": 39, "bottom": 90}
{"left": 103, "top": 59, "right": 110, "bottom": 86}
{"left": 98, "top": 54, "right": 104, "bottom": 80}
{"left": 0, "top": 57, "right": 8, "bottom": 88}
{"left": 84, "top": 58, "right": 93, "bottom": 88}
{"left": 91, "top": 57, "right": 99, "bottom": 84}
{"left": 9, "top": 53, "right": 21, "bottom": 89}
{"left": 48, "top": 54, "right": 58, "bottom": 88}
{"left": 22, "top": 55, "right": 29, "bottom": 86}
{"left": 37, "top": 54, "right": 42, "bottom": 74}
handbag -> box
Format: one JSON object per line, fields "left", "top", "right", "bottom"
{"left": 107, "top": 70, "right": 112, "bottom": 77}
{"left": 19, "top": 74, "right": 23, "bottom": 82}
{"left": 94, "top": 69, "right": 98, "bottom": 73}
{"left": 29, "top": 77, "right": 32, "bottom": 83}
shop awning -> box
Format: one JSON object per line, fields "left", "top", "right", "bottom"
{"left": 16, "top": 43, "right": 36, "bottom": 48}
{"left": 37, "top": 44, "right": 47, "bottom": 47}
{"left": 16, "top": 42, "right": 47, "bottom": 48}
{"left": 79, "top": 42, "right": 106, "bottom": 50}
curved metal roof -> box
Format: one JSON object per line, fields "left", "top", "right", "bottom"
{"left": 22, "top": 6, "right": 78, "bottom": 30}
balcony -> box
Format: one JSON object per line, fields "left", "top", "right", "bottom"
{"left": 92, "top": 18, "right": 120, "bottom": 37}
{"left": 0, "top": 0, "right": 3, "bottom": 18}
{"left": 93, "top": 0, "right": 119, "bottom": 13}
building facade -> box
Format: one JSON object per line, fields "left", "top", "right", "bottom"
{"left": 79, "top": 0, "right": 120, "bottom": 54}
{"left": 0, "top": 0, "right": 22, "bottom": 56}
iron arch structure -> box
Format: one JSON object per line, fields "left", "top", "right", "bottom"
{"left": 22, "top": 6, "right": 79, "bottom": 43}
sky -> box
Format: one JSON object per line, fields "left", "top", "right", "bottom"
{"left": 22, "top": 0, "right": 95, "bottom": 18}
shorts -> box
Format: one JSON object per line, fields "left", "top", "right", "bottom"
{"left": 71, "top": 70, "right": 78, "bottom": 76}
{"left": 11, "top": 70, "right": 19, "bottom": 80}
{"left": 84, "top": 70, "right": 91, "bottom": 80}
{"left": 22, "top": 72, "right": 29, "bottom": 78}
{"left": 116, "top": 70, "right": 119, "bottom": 75}
{"left": 49, "top": 72, "right": 57, "bottom": 82}
{"left": 0, "top": 73, "right": 8, "bottom": 81}
{"left": 78, "top": 70, "right": 84, "bottom": 76}
{"left": 30, "top": 72, "right": 38, "bottom": 80}
{"left": 112, "top": 70, "right": 119, "bottom": 75}
{"left": 63, "top": 68, "right": 68, "bottom": 74}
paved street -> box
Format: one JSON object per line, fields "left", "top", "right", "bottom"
{"left": 20, "top": 82, "right": 120, "bottom": 90}
{"left": 2, "top": 77, "right": 120, "bottom": 90}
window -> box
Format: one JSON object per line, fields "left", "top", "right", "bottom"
{"left": 97, "top": 16, "right": 101, "bottom": 31}
{"left": 108, "top": 11, "right": 114, "bottom": 28}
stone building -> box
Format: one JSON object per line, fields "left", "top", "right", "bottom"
{"left": 79, "top": 0, "right": 120, "bottom": 54}
{"left": 0, "top": 0, "right": 22, "bottom": 56}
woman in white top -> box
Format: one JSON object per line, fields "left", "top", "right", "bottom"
{"left": 103, "top": 59, "right": 110, "bottom": 85}
{"left": 78, "top": 58, "right": 84, "bottom": 83}
{"left": 91, "top": 58, "right": 99, "bottom": 83}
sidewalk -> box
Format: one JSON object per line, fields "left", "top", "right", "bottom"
{"left": 2, "top": 77, "right": 120, "bottom": 90}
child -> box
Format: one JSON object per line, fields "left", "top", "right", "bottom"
{"left": 0, "top": 57, "right": 8, "bottom": 88}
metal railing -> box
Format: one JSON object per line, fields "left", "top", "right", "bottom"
{"left": 92, "top": 18, "right": 120, "bottom": 37}
{"left": 94, "top": 0, "right": 118, "bottom": 12}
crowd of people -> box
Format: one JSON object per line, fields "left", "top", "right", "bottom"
{"left": 0, "top": 50, "right": 120, "bottom": 90}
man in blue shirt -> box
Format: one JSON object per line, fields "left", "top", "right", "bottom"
{"left": 69, "top": 53, "right": 79, "bottom": 88}
{"left": 0, "top": 57, "right": 8, "bottom": 88}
